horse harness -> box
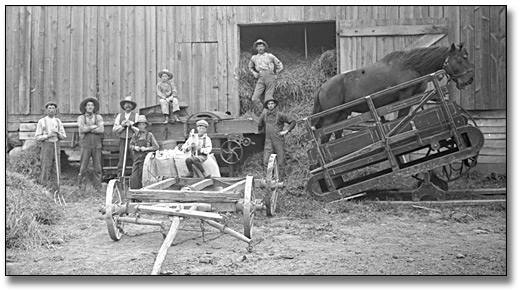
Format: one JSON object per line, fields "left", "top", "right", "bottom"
{"left": 443, "top": 56, "right": 474, "bottom": 83}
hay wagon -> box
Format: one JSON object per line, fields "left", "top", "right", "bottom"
{"left": 101, "top": 152, "right": 282, "bottom": 275}
{"left": 302, "top": 70, "right": 485, "bottom": 202}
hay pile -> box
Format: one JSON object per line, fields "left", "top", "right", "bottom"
{"left": 6, "top": 170, "right": 64, "bottom": 250}
{"left": 238, "top": 47, "right": 337, "bottom": 116}
{"left": 238, "top": 48, "right": 337, "bottom": 202}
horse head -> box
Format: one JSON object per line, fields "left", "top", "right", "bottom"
{"left": 444, "top": 43, "right": 474, "bottom": 89}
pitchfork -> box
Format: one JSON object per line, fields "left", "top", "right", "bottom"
{"left": 53, "top": 139, "right": 67, "bottom": 206}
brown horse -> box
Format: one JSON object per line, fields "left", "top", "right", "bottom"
{"left": 312, "top": 43, "right": 474, "bottom": 144}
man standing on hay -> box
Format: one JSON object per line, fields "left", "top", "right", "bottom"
{"left": 35, "top": 101, "right": 66, "bottom": 191}
{"left": 112, "top": 96, "right": 139, "bottom": 177}
{"left": 248, "top": 39, "right": 283, "bottom": 113}
{"left": 77, "top": 96, "right": 105, "bottom": 191}
{"left": 258, "top": 97, "right": 295, "bottom": 180}
{"left": 129, "top": 115, "right": 159, "bottom": 189}
{"left": 157, "top": 69, "right": 182, "bottom": 124}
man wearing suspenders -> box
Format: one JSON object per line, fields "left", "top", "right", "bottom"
{"left": 77, "top": 96, "right": 105, "bottom": 190}
{"left": 35, "top": 101, "right": 66, "bottom": 191}
{"left": 112, "top": 96, "right": 139, "bottom": 177}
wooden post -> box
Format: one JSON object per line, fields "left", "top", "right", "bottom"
{"left": 151, "top": 216, "right": 181, "bottom": 275}
{"left": 204, "top": 219, "right": 251, "bottom": 244}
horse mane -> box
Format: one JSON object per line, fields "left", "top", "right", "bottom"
{"left": 381, "top": 46, "right": 450, "bottom": 75}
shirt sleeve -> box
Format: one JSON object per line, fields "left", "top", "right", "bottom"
{"left": 157, "top": 82, "right": 166, "bottom": 98}
{"left": 248, "top": 56, "right": 256, "bottom": 74}
{"left": 35, "top": 119, "right": 47, "bottom": 141}
{"left": 272, "top": 54, "right": 284, "bottom": 74}
{"left": 57, "top": 119, "right": 67, "bottom": 140}
{"left": 112, "top": 113, "right": 123, "bottom": 134}
{"left": 280, "top": 113, "right": 296, "bottom": 132}
{"left": 77, "top": 115, "right": 90, "bottom": 133}
{"left": 200, "top": 136, "right": 212, "bottom": 155}
{"left": 92, "top": 115, "right": 105, "bottom": 134}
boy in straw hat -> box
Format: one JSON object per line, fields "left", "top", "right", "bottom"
{"left": 179, "top": 119, "right": 212, "bottom": 178}
{"left": 35, "top": 101, "right": 66, "bottom": 191}
{"left": 77, "top": 96, "right": 105, "bottom": 190}
{"left": 157, "top": 69, "right": 182, "bottom": 124}
{"left": 112, "top": 96, "right": 140, "bottom": 177}
{"left": 248, "top": 39, "right": 283, "bottom": 113}
{"left": 129, "top": 115, "right": 159, "bottom": 189}
{"left": 257, "top": 97, "right": 295, "bottom": 180}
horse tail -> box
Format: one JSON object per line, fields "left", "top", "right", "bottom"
{"left": 311, "top": 87, "right": 323, "bottom": 129}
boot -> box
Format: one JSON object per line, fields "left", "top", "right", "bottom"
{"left": 163, "top": 115, "right": 169, "bottom": 124}
{"left": 173, "top": 112, "right": 181, "bottom": 123}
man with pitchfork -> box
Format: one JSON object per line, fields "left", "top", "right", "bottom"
{"left": 112, "top": 96, "right": 139, "bottom": 179}
{"left": 35, "top": 101, "right": 66, "bottom": 196}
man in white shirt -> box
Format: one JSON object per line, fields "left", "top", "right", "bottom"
{"left": 35, "top": 101, "right": 66, "bottom": 191}
{"left": 248, "top": 39, "right": 284, "bottom": 113}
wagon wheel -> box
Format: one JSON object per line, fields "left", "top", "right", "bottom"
{"left": 105, "top": 179, "right": 125, "bottom": 241}
{"left": 243, "top": 176, "right": 255, "bottom": 239}
{"left": 220, "top": 140, "right": 243, "bottom": 165}
{"left": 265, "top": 154, "right": 279, "bottom": 217}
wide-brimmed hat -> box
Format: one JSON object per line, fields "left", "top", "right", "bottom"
{"left": 263, "top": 97, "right": 279, "bottom": 109}
{"left": 196, "top": 119, "right": 209, "bottom": 128}
{"left": 79, "top": 96, "right": 100, "bottom": 114}
{"left": 253, "top": 39, "right": 268, "bottom": 51}
{"left": 135, "top": 115, "right": 150, "bottom": 127}
{"left": 44, "top": 101, "right": 58, "bottom": 109}
{"left": 119, "top": 96, "right": 137, "bottom": 111}
{"left": 158, "top": 69, "right": 173, "bottom": 80}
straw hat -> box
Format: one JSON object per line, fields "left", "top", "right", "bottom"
{"left": 44, "top": 101, "right": 58, "bottom": 109}
{"left": 263, "top": 97, "right": 279, "bottom": 109}
{"left": 119, "top": 96, "right": 137, "bottom": 111}
{"left": 196, "top": 119, "right": 209, "bottom": 128}
{"left": 158, "top": 69, "right": 173, "bottom": 80}
{"left": 79, "top": 96, "right": 100, "bottom": 114}
{"left": 253, "top": 39, "right": 268, "bottom": 51}
{"left": 135, "top": 115, "right": 150, "bottom": 127}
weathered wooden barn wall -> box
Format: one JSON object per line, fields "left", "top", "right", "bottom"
{"left": 6, "top": 5, "right": 506, "bottom": 169}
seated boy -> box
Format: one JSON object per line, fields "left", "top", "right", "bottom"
{"left": 129, "top": 115, "right": 159, "bottom": 189}
{"left": 179, "top": 119, "right": 212, "bottom": 178}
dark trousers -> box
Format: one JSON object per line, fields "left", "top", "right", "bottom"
{"left": 130, "top": 153, "right": 147, "bottom": 189}
{"left": 185, "top": 156, "right": 206, "bottom": 176}
{"left": 251, "top": 72, "right": 276, "bottom": 110}
{"left": 79, "top": 146, "right": 103, "bottom": 189}
{"left": 263, "top": 133, "right": 286, "bottom": 178}
{"left": 39, "top": 141, "right": 60, "bottom": 191}
{"left": 117, "top": 138, "right": 133, "bottom": 177}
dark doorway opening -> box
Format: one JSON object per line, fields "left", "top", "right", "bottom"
{"left": 239, "top": 22, "right": 336, "bottom": 58}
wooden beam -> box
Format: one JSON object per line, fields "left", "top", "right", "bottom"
{"left": 143, "top": 178, "right": 178, "bottom": 190}
{"left": 339, "top": 24, "right": 447, "bottom": 37}
{"left": 129, "top": 189, "right": 240, "bottom": 202}
{"left": 136, "top": 205, "right": 223, "bottom": 221}
{"left": 151, "top": 217, "right": 180, "bottom": 275}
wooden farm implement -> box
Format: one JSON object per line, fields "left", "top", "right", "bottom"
{"left": 302, "top": 70, "right": 485, "bottom": 202}
{"left": 101, "top": 154, "right": 281, "bottom": 275}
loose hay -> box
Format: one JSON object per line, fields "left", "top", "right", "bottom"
{"left": 6, "top": 171, "right": 64, "bottom": 250}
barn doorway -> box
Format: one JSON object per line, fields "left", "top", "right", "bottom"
{"left": 239, "top": 21, "right": 336, "bottom": 59}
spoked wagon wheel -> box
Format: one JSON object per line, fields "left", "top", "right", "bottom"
{"left": 220, "top": 140, "right": 243, "bottom": 165}
{"left": 243, "top": 176, "right": 255, "bottom": 239}
{"left": 265, "top": 154, "right": 280, "bottom": 217}
{"left": 105, "top": 179, "right": 125, "bottom": 241}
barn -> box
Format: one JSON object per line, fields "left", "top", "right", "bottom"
{"left": 5, "top": 5, "right": 506, "bottom": 173}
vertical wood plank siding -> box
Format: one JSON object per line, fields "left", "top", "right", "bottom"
{"left": 5, "top": 6, "right": 506, "bottom": 117}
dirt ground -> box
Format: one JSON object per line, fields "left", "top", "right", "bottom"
{"left": 5, "top": 185, "right": 506, "bottom": 276}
